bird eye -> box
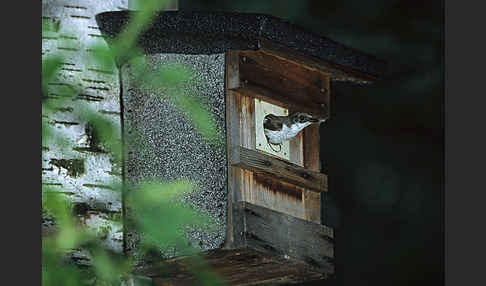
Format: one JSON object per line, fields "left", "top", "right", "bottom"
{"left": 299, "top": 115, "right": 306, "bottom": 122}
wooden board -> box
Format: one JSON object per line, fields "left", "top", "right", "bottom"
{"left": 233, "top": 202, "right": 334, "bottom": 275}
{"left": 302, "top": 124, "right": 323, "bottom": 222}
{"left": 248, "top": 172, "right": 307, "bottom": 220}
{"left": 231, "top": 146, "right": 328, "bottom": 193}
{"left": 135, "top": 248, "right": 328, "bottom": 286}
{"left": 224, "top": 50, "right": 241, "bottom": 248}
{"left": 232, "top": 83, "right": 324, "bottom": 120}
{"left": 257, "top": 37, "right": 377, "bottom": 83}
{"left": 239, "top": 50, "right": 330, "bottom": 120}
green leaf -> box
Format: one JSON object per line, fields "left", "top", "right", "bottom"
{"left": 86, "top": 43, "right": 116, "bottom": 75}
{"left": 128, "top": 181, "right": 215, "bottom": 253}
{"left": 170, "top": 91, "right": 220, "bottom": 145}
{"left": 42, "top": 55, "right": 64, "bottom": 98}
{"left": 92, "top": 249, "right": 133, "bottom": 285}
{"left": 156, "top": 63, "right": 193, "bottom": 87}
{"left": 42, "top": 17, "right": 60, "bottom": 34}
{"left": 77, "top": 107, "right": 122, "bottom": 164}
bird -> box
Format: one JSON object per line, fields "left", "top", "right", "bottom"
{"left": 263, "top": 112, "right": 326, "bottom": 151}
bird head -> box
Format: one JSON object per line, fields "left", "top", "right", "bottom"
{"left": 290, "top": 112, "right": 325, "bottom": 124}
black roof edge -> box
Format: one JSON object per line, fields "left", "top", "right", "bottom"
{"left": 96, "top": 11, "right": 387, "bottom": 79}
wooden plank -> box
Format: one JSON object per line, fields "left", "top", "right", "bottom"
{"left": 257, "top": 37, "right": 377, "bottom": 83}
{"left": 232, "top": 84, "right": 327, "bottom": 119}
{"left": 251, "top": 173, "right": 305, "bottom": 219}
{"left": 231, "top": 146, "right": 328, "bottom": 193}
{"left": 289, "top": 131, "right": 304, "bottom": 167}
{"left": 240, "top": 94, "right": 255, "bottom": 149}
{"left": 303, "top": 190, "right": 321, "bottom": 223}
{"left": 299, "top": 67, "right": 328, "bottom": 224}
{"left": 224, "top": 50, "right": 241, "bottom": 249}
{"left": 240, "top": 50, "right": 330, "bottom": 96}
{"left": 137, "top": 248, "right": 328, "bottom": 286}
{"left": 303, "top": 125, "right": 321, "bottom": 172}
{"left": 227, "top": 50, "right": 240, "bottom": 90}
{"left": 234, "top": 202, "right": 334, "bottom": 275}
{"left": 239, "top": 54, "right": 329, "bottom": 113}
{"left": 302, "top": 115, "right": 322, "bottom": 223}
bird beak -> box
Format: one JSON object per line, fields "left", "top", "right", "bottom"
{"left": 310, "top": 117, "right": 327, "bottom": 124}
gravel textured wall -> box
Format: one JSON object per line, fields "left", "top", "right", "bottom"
{"left": 121, "top": 53, "right": 227, "bottom": 264}
{"left": 42, "top": 0, "right": 128, "bottom": 261}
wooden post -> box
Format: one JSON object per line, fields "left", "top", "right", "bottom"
{"left": 224, "top": 50, "right": 242, "bottom": 249}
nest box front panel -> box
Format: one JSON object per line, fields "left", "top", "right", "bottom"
{"left": 226, "top": 49, "right": 329, "bottom": 231}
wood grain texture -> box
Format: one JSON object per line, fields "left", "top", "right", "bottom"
{"left": 303, "top": 124, "right": 321, "bottom": 172}
{"left": 239, "top": 51, "right": 330, "bottom": 120}
{"left": 232, "top": 84, "right": 326, "bottom": 120}
{"left": 289, "top": 131, "right": 304, "bottom": 167}
{"left": 230, "top": 146, "right": 328, "bottom": 193}
{"left": 224, "top": 51, "right": 242, "bottom": 248}
{"left": 233, "top": 202, "right": 334, "bottom": 275}
{"left": 240, "top": 50, "right": 330, "bottom": 97}
{"left": 301, "top": 125, "right": 322, "bottom": 223}
{"left": 136, "top": 248, "right": 328, "bottom": 286}
{"left": 230, "top": 90, "right": 311, "bottom": 222}
{"left": 251, "top": 173, "right": 306, "bottom": 219}
{"left": 225, "top": 49, "right": 327, "bottom": 227}
{"left": 303, "top": 190, "right": 321, "bottom": 223}
{"left": 257, "top": 37, "right": 377, "bottom": 83}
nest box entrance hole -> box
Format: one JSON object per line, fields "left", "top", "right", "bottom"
{"left": 254, "top": 99, "right": 290, "bottom": 160}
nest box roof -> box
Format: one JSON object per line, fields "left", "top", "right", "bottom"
{"left": 96, "top": 11, "right": 386, "bottom": 80}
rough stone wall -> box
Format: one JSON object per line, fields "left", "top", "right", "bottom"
{"left": 122, "top": 53, "right": 227, "bottom": 264}
{"left": 42, "top": 0, "right": 128, "bottom": 259}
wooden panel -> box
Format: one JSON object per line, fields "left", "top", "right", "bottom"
{"left": 239, "top": 94, "right": 255, "bottom": 149}
{"left": 299, "top": 71, "right": 328, "bottom": 224}
{"left": 239, "top": 50, "right": 330, "bottom": 119}
{"left": 304, "top": 124, "right": 321, "bottom": 172}
{"left": 257, "top": 37, "right": 377, "bottom": 83}
{"left": 136, "top": 248, "right": 328, "bottom": 285}
{"left": 249, "top": 173, "right": 306, "bottom": 220}
{"left": 232, "top": 84, "right": 326, "bottom": 120}
{"left": 240, "top": 50, "right": 330, "bottom": 96}
{"left": 230, "top": 146, "right": 328, "bottom": 193}
{"left": 289, "top": 131, "right": 304, "bottom": 167}
{"left": 224, "top": 51, "right": 241, "bottom": 248}
{"left": 234, "top": 202, "right": 334, "bottom": 275}
{"left": 303, "top": 190, "right": 321, "bottom": 223}
{"left": 226, "top": 51, "right": 324, "bottom": 228}
{"left": 233, "top": 90, "right": 310, "bottom": 221}
{"left": 301, "top": 125, "right": 322, "bottom": 223}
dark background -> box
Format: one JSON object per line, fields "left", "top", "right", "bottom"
{"left": 180, "top": 1, "right": 443, "bottom": 285}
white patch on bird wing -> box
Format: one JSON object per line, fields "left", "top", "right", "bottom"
{"left": 264, "top": 122, "right": 312, "bottom": 144}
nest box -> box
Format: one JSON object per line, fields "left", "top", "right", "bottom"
{"left": 97, "top": 11, "right": 385, "bottom": 285}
